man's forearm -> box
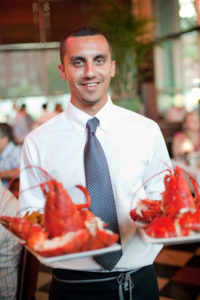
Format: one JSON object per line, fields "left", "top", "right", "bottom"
{"left": 0, "top": 168, "right": 19, "bottom": 179}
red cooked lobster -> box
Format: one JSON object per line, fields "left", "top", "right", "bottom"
{"left": 0, "top": 168, "right": 119, "bottom": 257}
{"left": 130, "top": 166, "right": 200, "bottom": 238}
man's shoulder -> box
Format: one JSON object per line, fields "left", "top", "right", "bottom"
{"left": 27, "top": 111, "right": 67, "bottom": 138}
{"left": 112, "top": 104, "right": 158, "bottom": 128}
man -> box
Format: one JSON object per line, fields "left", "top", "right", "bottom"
{"left": 0, "top": 180, "right": 22, "bottom": 299}
{"left": 19, "top": 26, "right": 171, "bottom": 299}
{"left": 0, "top": 123, "right": 21, "bottom": 187}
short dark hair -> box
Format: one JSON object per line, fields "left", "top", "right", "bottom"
{"left": 42, "top": 103, "right": 47, "bottom": 109}
{"left": 59, "top": 25, "right": 112, "bottom": 65}
{"left": 0, "top": 123, "right": 14, "bottom": 142}
{"left": 20, "top": 104, "right": 26, "bottom": 111}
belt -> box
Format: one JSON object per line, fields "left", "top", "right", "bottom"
{"left": 53, "top": 268, "right": 138, "bottom": 300}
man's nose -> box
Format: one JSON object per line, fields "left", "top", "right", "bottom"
{"left": 84, "top": 62, "right": 95, "bottom": 78}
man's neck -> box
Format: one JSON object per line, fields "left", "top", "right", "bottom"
{"left": 71, "top": 96, "right": 108, "bottom": 116}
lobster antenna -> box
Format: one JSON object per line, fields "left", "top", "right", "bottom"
{"left": 4, "top": 165, "right": 52, "bottom": 192}
{"left": 0, "top": 165, "right": 53, "bottom": 215}
{"left": 159, "top": 160, "right": 173, "bottom": 170}
{"left": 18, "top": 165, "right": 53, "bottom": 194}
{"left": 130, "top": 168, "right": 169, "bottom": 211}
{"left": 21, "top": 165, "right": 53, "bottom": 180}
{"left": 130, "top": 159, "right": 175, "bottom": 211}
{"left": 19, "top": 180, "right": 50, "bottom": 194}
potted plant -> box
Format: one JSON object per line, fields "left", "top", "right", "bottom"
{"left": 91, "top": 0, "right": 153, "bottom": 112}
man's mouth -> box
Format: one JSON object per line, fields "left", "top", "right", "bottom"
{"left": 81, "top": 82, "right": 99, "bottom": 87}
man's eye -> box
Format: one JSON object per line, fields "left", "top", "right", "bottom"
{"left": 96, "top": 57, "right": 104, "bottom": 64}
{"left": 73, "top": 60, "right": 84, "bottom": 67}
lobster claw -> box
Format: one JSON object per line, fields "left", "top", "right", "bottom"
{"left": 162, "top": 166, "right": 195, "bottom": 219}
{"left": 0, "top": 216, "right": 40, "bottom": 240}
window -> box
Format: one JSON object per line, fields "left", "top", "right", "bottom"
{"left": 0, "top": 44, "right": 70, "bottom": 122}
{"left": 154, "top": 0, "right": 200, "bottom": 116}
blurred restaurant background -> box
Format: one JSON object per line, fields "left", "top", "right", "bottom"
{"left": 0, "top": 1, "right": 200, "bottom": 300}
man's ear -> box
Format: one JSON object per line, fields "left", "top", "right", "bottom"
{"left": 58, "top": 64, "right": 68, "bottom": 81}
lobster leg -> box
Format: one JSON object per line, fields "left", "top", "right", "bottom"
{"left": 0, "top": 216, "right": 36, "bottom": 240}
{"left": 143, "top": 216, "right": 177, "bottom": 238}
{"left": 28, "top": 228, "right": 91, "bottom": 257}
{"left": 130, "top": 198, "right": 162, "bottom": 223}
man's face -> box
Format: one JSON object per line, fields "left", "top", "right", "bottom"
{"left": 58, "top": 35, "right": 115, "bottom": 114}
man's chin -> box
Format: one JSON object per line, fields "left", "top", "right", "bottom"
{"left": 82, "top": 98, "right": 100, "bottom": 105}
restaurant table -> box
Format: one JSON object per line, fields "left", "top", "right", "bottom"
{"left": 17, "top": 248, "right": 39, "bottom": 300}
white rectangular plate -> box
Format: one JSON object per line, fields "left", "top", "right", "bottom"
{"left": 27, "top": 243, "right": 122, "bottom": 264}
{"left": 1, "top": 223, "right": 121, "bottom": 264}
{"left": 137, "top": 226, "right": 200, "bottom": 245}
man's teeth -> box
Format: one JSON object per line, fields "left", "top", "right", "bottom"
{"left": 85, "top": 83, "right": 97, "bottom": 87}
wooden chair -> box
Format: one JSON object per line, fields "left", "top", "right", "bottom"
{"left": 17, "top": 247, "right": 40, "bottom": 300}
{"left": 8, "top": 177, "right": 20, "bottom": 198}
{"left": 158, "top": 121, "right": 182, "bottom": 158}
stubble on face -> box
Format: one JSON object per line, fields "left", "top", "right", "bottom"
{"left": 81, "top": 96, "right": 101, "bottom": 105}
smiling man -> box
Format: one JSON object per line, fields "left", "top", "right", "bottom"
{"left": 19, "top": 26, "right": 171, "bottom": 300}
{"left": 58, "top": 33, "right": 115, "bottom": 114}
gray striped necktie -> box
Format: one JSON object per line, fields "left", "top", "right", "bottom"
{"left": 84, "top": 117, "right": 122, "bottom": 270}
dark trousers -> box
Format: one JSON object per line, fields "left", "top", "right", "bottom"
{"left": 49, "top": 264, "right": 159, "bottom": 300}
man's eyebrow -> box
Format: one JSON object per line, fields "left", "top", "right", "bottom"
{"left": 95, "top": 54, "right": 108, "bottom": 59}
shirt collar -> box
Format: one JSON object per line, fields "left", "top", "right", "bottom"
{"left": 66, "top": 95, "right": 114, "bottom": 134}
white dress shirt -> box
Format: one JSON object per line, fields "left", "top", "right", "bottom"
{"left": 19, "top": 96, "right": 171, "bottom": 271}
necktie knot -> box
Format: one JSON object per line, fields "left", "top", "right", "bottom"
{"left": 86, "top": 117, "right": 99, "bottom": 136}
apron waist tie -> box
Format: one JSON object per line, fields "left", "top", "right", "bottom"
{"left": 117, "top": 272, "right": 134, "bottom": 300}
{"left": 53, "top": 270, "right": 135, "bottom": 300}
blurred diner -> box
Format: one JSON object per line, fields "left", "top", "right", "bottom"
{"left": 53, "top": 103, "right": 63, "bottom": 115}
{"left": 171, "top": 111, "right": 200, "bottom": 159}
{"left": 0, "top": 123, "right": 21, "bottom": 187}
{"left": 0, "top": 179, "right": 22, "bottom": 300}
{"left": 166, "top": 105, "right": 187, "bottom": 123}
{"left": 11, "top": 104, "right": 35, "bottom": 145}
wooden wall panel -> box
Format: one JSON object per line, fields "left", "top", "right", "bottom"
{"left": 0, "top": 0, "right": 132, "bottom": 45}
{"left": 49, "top": 0, "right": 94, "bottom": 42}
{"left": 0, "top": 1, "right": 36, "bottom": 44}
